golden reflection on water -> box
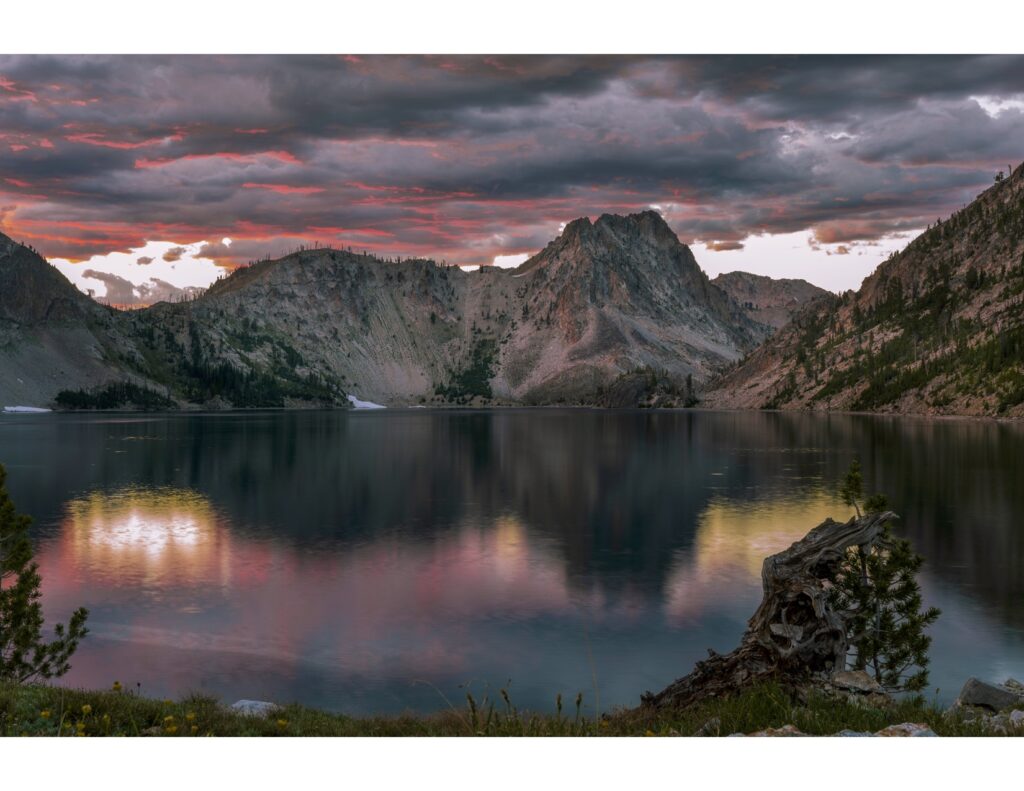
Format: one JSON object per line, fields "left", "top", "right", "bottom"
{"left": 62, "top": 487, "right": 230, "bottom": 585}
{"left": 664, "top": 491, "right": 851, "bottom": 624}
{"left": 52, "top": 485, "right": 864, "bottom": 674}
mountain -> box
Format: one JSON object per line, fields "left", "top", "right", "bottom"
{"left": 0, "top": 211, "right": 769, "bottom": 409}
{"left": 0, "top": 231, "right": 141, "bottom": 406}
{"left": 711, "top": 271, "right": 829, "bottom": 331}
{"left": 492, "top": 211, "right": 763, "bottom": 402}
{"left": 705, "top": 163, "right": 1024, "bottom": 417}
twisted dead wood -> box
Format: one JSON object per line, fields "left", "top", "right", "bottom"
{"left": 640, "top": 511, "right": 894, "bottom": 710}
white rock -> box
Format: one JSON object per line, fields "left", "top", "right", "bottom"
{"left": 230, "top": 699, "right": 281, "bottom": 717}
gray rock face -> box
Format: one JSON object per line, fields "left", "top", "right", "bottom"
{"left": 0, "top": 213, "right": 775, "bottom": 408}
{"left": 711, "top": 270, "right": 829, "bottom": 332}
{"left": 230, "top": 699, "right": 281, "bottom": 717}
{"left": 957, "top": 677, "right": 1022, "bottom": 712}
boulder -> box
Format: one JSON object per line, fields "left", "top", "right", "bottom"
{"left": 835, "top": 729, "right": 873, "bottom": 737}
{"left": 984, "top": 714, "right": 1011, "bottom": 735}
{"left": 230, "top": 699, "right": 281, "bottom": 717}
{"left": 1004, "top": 678, "right": 1024, "bottom": 696}
{"left": 831, "top": 669, "right": 883, "bottom": 694}
{"left": 956, "top": 677, "right": 1021, "bottom": 712}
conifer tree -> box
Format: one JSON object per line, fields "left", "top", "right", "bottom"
{"left": 0, "top": 464, "right": 88, "bottom": 683}
{"left": 830, "top": 460, "right": 940, "bottom": 692}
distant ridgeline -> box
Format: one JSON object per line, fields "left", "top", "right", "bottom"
{"left": 5, "top": 162, "right": 1022, "bottom": 418}
{"left": 0, "top": 212, "right": 811, "bottom": 410}
{"left": 705, "top": 163, "right": 1024, "bottom": 418}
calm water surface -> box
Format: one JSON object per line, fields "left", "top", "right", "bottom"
{"left": 1, "top": 409, "right": 1022, "bottom": 714}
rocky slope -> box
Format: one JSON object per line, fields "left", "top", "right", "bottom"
{"left": 705, "top": 163, "right": 1024, "bottom": 417}
{"left": 1, "top": 212, "right": 767, "bottom": 409}
{"left": 712, "top": 271, "right": 829, "bottom": 331}
{"left": 0, "top": 231, "right": 139, "bottom": 406}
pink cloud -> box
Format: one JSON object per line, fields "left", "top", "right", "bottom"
{"left": 65, "top": 132, "right": 184, "bottom": 150}
{"left": 242, "top": 182, "right": 325, "bottom": 195}
{"left": 135, "top": 150, "right": 301, "bottom": 169}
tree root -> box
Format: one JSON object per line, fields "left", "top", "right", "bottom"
{"left": 639, "top": 512, "right": 894, "bottom": 711}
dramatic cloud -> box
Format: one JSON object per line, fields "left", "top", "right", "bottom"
{"left": 162, "top": 246, "right": 187, "bottom": 262}
{"left": 51, "top": 239, "right": 228, "bottom": 306}
{"left": 2, "top": 55, "right": 1023, "bottom": 293}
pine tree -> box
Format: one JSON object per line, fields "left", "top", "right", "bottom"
{"left": 830, "top": 460, "right": 940, "bottom": 692}
{"left": 0, "top": 464, "right": 89, "bottom": 683}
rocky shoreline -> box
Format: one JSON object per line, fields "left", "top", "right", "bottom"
{"left": 723, "top": 673, "right": 1024, "bottom": 737}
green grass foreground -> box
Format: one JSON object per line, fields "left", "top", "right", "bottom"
{"left": 0, "top": 680, "right": 1016, "bottom": 737}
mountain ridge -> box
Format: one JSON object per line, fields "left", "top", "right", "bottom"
{"left": 711, "top": 271, "right": 830, "bottom": 331}
{"left": 1, "top": 212, "right": 770, "bottom": 409}
{"left": 705, "top": 162, "right": 1024, "bottom": 417}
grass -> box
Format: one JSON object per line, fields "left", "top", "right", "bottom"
{"left": 1, "top": 680, "right": 1016, "bottom": 737}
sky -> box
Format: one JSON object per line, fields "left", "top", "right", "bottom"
{"left": 2, "top": 55, "right": 1024, "bottom": 303}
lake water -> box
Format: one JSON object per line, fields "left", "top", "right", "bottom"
{"left": 1, "top": 409, "right": 1022, "bottom": 714}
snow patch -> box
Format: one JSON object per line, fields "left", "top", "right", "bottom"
{"left": 3, "top": 406, "right": 52, "bottom": 414}
{"left": 347, "top": 395, "right": 386, "bottom": 410}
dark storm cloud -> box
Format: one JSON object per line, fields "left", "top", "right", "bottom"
{"left": 2, "top": 55, "right": 1023, "bottom": 265}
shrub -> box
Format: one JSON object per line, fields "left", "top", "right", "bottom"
{"left": 0, "top": 464, "right": 89, "bottom": 683}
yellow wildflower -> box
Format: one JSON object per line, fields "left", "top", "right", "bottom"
{"left": 40, "top": 710, "right": 51, "bottom": 720}
{"left": 191, "top": 725, "right": 199, "bottom": 735}
{"left": 645, "top": 729, "right": 656, "bottom": 737}
{"left": 276, "top": 719, "right": 289, "bottom": 729}
{"left": 185, "top": 712, "right": 196, "bottom": 722}
{"left": 165, "top": 725, "right": 179, "bottom": 735}
{"left": 81, "top": 704, "right": 92, "bottom": 716}
{"left": 163, "top": 715, "right": 175, "bottom": 723}
{"left": 112, "top": 681, "right": 122, "bottom": 692}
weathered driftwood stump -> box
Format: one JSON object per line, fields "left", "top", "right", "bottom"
{"left": 640, "top": 511, "right": 895, "bottom": 711}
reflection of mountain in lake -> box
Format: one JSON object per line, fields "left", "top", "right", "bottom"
{"left": 3, "top": 409, "right": 1024, "bottom": 711}
{"left": 664, "top": 493, "right": 840, "bottom": 625}
{"left": 5, "top": 409, "right": 1024, "bottom": 629}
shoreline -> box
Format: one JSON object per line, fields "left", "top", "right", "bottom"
{"left": 1, "top": 679, "right": 1015, "bottom": 738}
{"left": 4, "top": 403, "right": 1022, "bottom": 424}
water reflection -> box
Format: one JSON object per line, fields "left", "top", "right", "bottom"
{"left": 664, "top": 492, "right": 842, "bottom": 625}
{"left": 1, "top": 409, "right": 1022, "bottom": 712}
{"left": 65, "top": 487, "right": 219, "bottom": 568}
